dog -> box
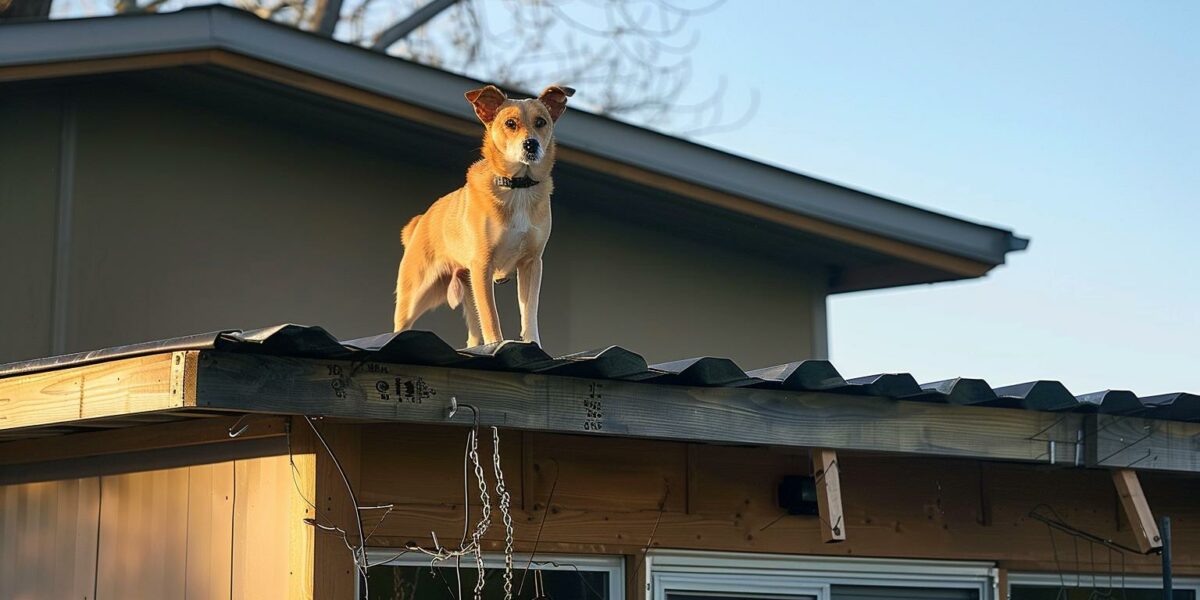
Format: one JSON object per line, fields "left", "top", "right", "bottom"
{"left": 392, "top": 84, "right": 574, "bottom": 348}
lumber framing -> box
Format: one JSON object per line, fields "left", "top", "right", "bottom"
{"left": 812, "top": 448, "right": 845, "bottom": 543}
{"left": 1111, "top": 469, "right": 1162, "bottom": 553}
{"left": 192, "top": 351, "right": 1084, "bottom": 465}
{"left": 4, "top": 350, "right": 1198, "bottom": 473}
{"left": 0, "top": 351, "right": 195, "bottom": 432}
{"left": 1088, "top": 414, "right": 1200, "bottom": 473}
{"left": 0, "top": 414, "right": 286, "bottom": 466}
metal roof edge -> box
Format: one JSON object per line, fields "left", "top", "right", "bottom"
{"left": 0, "top": 5, "right": 1027, "bottom": 267}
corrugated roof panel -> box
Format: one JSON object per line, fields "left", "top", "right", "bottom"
{"left": 842, "top": 373, "right": 922, "bottom": 398}
{"left": 2, "top": 324, "right": 1197, "bottom": 424}
{"left": 542, "top": 346, "right": 650, "bottom": 379}
{"left": 1074, "top": 390, "right": 1143, "bottom": 415}
{"left": 648, "top": 357, "right": 760, "bottom": 387}
{"left": 1139, "top": 393, "right": 1200, "bottom": 422}
{"left": 993, "top": 381, "right": 1078, "bottom": 411}
{"left": 747, "top": 360, "right": 847, "bottom": 391}
{"left": 915, "top": 378, "right": 998, "bottom": 406}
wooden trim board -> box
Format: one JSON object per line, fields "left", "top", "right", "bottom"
{"left": 0, "top": 352, "right": 192, "bottom": 432}
{"left": 193, "top": 351, "right": 1085, "bottom": 466}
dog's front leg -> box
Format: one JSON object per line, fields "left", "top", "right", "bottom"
{"left": 470, "top": 261, "right": 503, "bottom": 344}
{"left": 517, "top": 257, "right": 543, "bottom": 346}
{"left": 460, "top": 274, "right": 484, "bottom": 347}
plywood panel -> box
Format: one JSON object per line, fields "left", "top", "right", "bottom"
{"left": 525, "top": 432, "right": 684, "bottom": 513}
{"left": 96, "top": 466, "right": 190, "bottom": 598}
{"left": 345, "top": 424, "right": 1199, "bottom": 574}
{"left": 359, "top": 422, "right": 524, "bottom": 509}
{"left": 232, "top": 455, "right": 293, "bottom": 599}
{"left": 187, "top": 462, "right": 236, "bottom": 600}
{"left": 0, "top": 477, "right": 100, "bottom": 600}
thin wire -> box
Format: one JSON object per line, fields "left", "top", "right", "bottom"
{"left": 304, "top": 417, "right": 371, "bottom": 594}
{"left": 516, "top": 459, "right": 560, "bottom": 597}
{"left": 633, "top": 480, "right": 669, "bottom": 582}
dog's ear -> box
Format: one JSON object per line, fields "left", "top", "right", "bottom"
{"left": 464, "top": 85, "right": 508, "bottom": 124}
{"left": 538, "top": 85, "right": 575, "bottom": 122}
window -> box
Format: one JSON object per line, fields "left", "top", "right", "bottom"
{"left": 1009, "top": 573, "right": 1199, "bottom": 600}
{"left": 361, "top": 551, "right": 623, "bottom": 600}
{"left": 649, "top": 551, "right": 993, "bottom": 600}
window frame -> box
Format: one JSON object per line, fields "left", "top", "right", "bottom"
{"left": 647, "top": 550, "right": 995, "bottom": 600}
{"left": 361, "top": 550, "right": 625, "bottom": 600}
{"left": 1008, "top": 571, "right": 1200, "bottom": 599}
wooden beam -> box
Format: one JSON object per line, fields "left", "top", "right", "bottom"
{"left": 0, "top": 414, "right": 286, "bottom": 466}
{"left": 1112, "top": 469, "right": 1162, "bottom": 553}
{"left": 192, "top": 351, "right": 1084, "bottom": 466}
{"left": 1088, "top": 414, "right": 1200, "bottom": 473}
{"left": 812, "top": 448, "right": 845, "bottom": 543}
{"left": 0, "top": 352, "right": 194, "bottom": 432}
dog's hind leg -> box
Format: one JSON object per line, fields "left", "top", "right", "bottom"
{"left": 394, "top": 258, "right": 449, "bottom": 332}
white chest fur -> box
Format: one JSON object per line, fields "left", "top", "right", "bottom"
{"left": 492, "top": 188, "right": 546, "bottom": 276}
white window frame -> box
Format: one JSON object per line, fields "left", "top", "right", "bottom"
{"left": 647, "top": 550, "right": 995, "bottom": 600}
{"left": 362, "top": 550, "right": 625, "bottom": 600}
{"left": 1008, "top": 572, "right": 1200, "bottom": 599}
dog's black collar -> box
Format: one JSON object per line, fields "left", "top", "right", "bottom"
{"left": 494, "top": 175, "right": 540, "bottom": 189}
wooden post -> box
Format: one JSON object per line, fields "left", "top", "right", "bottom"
{"left": 1111, "top": 469, "right": 1162, "bottom": 553}
{"left": 310, "top": 420, "right": 363, "bottom": 599}
{"left": 287, "top": 417, "right": 317, "bottom": 600}
{"left": 812, "top": 448, "right": 845, "bottom": 543}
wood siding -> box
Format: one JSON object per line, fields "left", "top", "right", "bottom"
{"left": 351, "top": 423, "right": 1200, "bottom": 576}
{"left": 0, "top": 419, "right": 1196, "bottom": 599}
{"left": 0, "top": 453, "right": 304, "bottom": 599}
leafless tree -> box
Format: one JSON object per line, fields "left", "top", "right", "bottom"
{"left": 2, "top": 0, "right": 755, "bottom": 134}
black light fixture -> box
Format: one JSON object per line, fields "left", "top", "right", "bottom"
{"left": 777, "top": 475, "right": 819, "bottom": 515}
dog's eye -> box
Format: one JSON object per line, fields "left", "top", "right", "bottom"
{"left": 504, "top": 119, "right": 517, "bottom": 130}
{"left": 534, "top": 117, "right": 547, "bottom": 128}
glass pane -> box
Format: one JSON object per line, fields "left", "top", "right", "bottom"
{"left": 832, "top": 585, "right": 979, "bottom": 600}
{"left": 1011, "top": 585, "right": 1194, "bottom": 600}
{"left": 669, "top": 595, "right": 817, "bottom": 600}
{"left": 362, "top": 564, "right": 610, "bottom": 600}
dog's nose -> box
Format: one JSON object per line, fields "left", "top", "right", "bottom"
{"left": 522, "top": 138, "right": 539, "bottom": 154}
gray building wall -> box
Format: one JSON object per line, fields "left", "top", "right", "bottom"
{"left": 0, "top": 81, "right": 825, "bottom": 369}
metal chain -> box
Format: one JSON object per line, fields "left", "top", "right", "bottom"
{"left": 492, "top": 426, "right": 515, "bottom": 600}
{"left": 468, "top": 427, "right": 492, "bottom": 600}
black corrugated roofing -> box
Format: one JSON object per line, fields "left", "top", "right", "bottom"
{"left": 2, "top": 324, "right": 1196, "bottom": 423}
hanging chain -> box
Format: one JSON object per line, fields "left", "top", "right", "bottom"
{"left": 468, "top": 427, "right": 492, "bottom": 600}
{"left": 492, "top": 426, "right": 515, "bottom": 600}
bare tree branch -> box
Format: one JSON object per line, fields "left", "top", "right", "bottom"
{"left": 372, "top": 0, "right": 458, "bottom": 51}
{"left": 40, "top": 0, "right": 755, "bottom": 136}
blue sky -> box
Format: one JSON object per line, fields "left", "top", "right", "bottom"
{"left": 678, "top": 1, "right": 1199, "bottom": 393}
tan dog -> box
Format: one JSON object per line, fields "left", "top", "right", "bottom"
{"left": 392, "top": 84, "right": 574, "bottom": 347}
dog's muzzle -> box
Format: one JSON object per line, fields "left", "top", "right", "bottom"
{"left": 522, "top": 138, "right": 540, "bottom": 159}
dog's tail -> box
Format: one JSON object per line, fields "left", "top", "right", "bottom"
{"left": 400, "top": 214, "right": 422, "bottom": 247}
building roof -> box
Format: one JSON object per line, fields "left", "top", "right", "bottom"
{"left": 2, "top": 325, "right": 1196, "bottom": 473}
{"left": 0, "top": 5, "right": 1028, "bottom": 292}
